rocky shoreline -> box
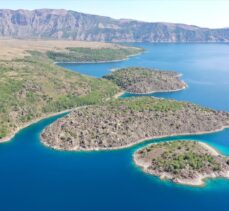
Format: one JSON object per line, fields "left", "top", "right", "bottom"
{"left": 54, "top": 52, "right": 143, "bottom": 65}
{"left": 134, "top": 141, "right": 229, "bottom": 186}
{"left": 41, "top": 125, "right": 229, "bottom": 152}
{"left": 126, "top": 84, "right": 187, "bottom": 95}
{"left": 103, "top": 67, "right": 186, "bottom": 94}
{"left": 41, "top": 97, "right": 229, "bottom": 151}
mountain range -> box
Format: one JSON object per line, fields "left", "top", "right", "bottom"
{"left": 0, "top": 9, "right": 229, "bottom": 42}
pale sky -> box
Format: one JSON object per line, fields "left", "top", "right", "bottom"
{"left": 0, "top": 0, "right": 229, "bottom": 28}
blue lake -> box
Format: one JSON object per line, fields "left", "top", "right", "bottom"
{"left": 1, "top": 43, "right": 229, "bottom": 211}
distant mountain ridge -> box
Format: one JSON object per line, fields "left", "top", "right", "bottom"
{"left": 0, "top": 9, "right": 229, "bottom": 42}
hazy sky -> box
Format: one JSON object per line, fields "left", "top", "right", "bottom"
{"left": 1, "top": 0, "right": 228, "bottom": 28}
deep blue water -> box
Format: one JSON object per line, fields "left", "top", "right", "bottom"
{"left": 1, "top": 43, "right": 229, "bottom": 211}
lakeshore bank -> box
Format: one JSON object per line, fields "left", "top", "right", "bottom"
{"left": 41, "top": 124, "right": 229, "bottom": 152}
{"left": 0, "top": 88, "right": 125, "bottom": 144}
{"left": 54, "top": 51, "right": 143, "bottom": 65}
{"left": 125, "top": 83, "right": 187, "bottom": 95}
{"left": 0, "top": 109, "right": 72, "bottom": 143}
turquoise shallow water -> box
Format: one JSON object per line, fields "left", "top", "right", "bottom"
{"left": 1, "top": 43, "right": 229, "bottom": 211}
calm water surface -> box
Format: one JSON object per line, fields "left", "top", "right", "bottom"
{"left": 1, "top": 44, "right": 229, "bottom": 211}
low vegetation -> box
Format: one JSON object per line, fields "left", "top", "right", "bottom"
{"left": 47, "top": 47, "right": 142, "bottom": 63}
{"left": 41, "top": 97, "right": 229, "bottom": 151}
{"left": 134, "top": 141, "right": 229, "bottom": 186}
{"left": 0, "top": 41, "right": 145, "bottom": 140}
{"left": 103, "top": 67, "right": 186, "bottom": 94}
{"left": 0, "top": 39, "right": 138, "bottom": 61}
{"left": 0, "top": 53, "right": 119, "bottom": 139}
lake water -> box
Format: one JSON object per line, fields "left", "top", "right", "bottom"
{"left": 1, "top": 43, "right": 229, "bottom": 211}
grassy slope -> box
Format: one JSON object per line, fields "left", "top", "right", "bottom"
{"left": 47, "top": 47, "right": 142, "bottom": 62}
{"left": 0, "top": 43, "right": 143, "bottom": 140}
{"left": 106, "top": 97, "right": 184, "bottom": 112}
{"left": 0, "top": 40, "right": 136, "bottom": 61}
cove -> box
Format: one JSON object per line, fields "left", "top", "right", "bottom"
{"left": 1, "top": 43, "right": 229, "bottom": 211}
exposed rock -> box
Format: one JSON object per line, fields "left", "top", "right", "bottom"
{"left": 41, "top": 97, "right": 229, "bottom": 151}
{"left": 0, "top": 9, "right": 229, "bottom": 42}
{"left": 103, "top": 67, "right": 186, "bottom": 94}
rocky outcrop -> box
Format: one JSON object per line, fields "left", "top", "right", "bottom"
{"left": 0, "top": 9, "right": 229, "bottom": 42}
{"left": 41, "top": 97, "right": 229, "bottom": 151}
{"left": 103, "top": 67, "right": 186, "bottom": 94}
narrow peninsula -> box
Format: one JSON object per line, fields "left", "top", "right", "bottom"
{"left": 47, "top": 46, "right": 142, "bottom": 63}
{"left": 41, "top": 97, "right": 229, "bottom": 151}
{"left": 134, "top": 141, "right": 229, "bottom": 186}
{"left": 103, "top": 67, "right": 186, "bottom": 94}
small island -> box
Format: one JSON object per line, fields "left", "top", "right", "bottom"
{"left": 41, "top": 97, "right": 229, "bottom": 151}
{"left": 134, "top": 141, "right": 229, "bottom": 186}
{"left": 103, "top": 67, "right": 186, "bottom": 94}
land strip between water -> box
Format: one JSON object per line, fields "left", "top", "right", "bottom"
{"left": 41, "top": 97, "right": 229, "bottom": 151}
